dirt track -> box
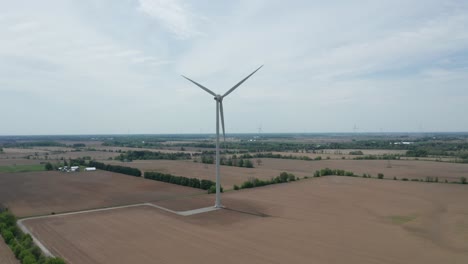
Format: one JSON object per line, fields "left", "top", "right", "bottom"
{"left": 23, "top": 177, "right": 468, "bottom": 264}
{"left": 0, "top": 170, "right": 204, "bottom": 218}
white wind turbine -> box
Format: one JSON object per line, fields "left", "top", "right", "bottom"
{"left": 182, "top": 65, "right": 263, "bottom": 208}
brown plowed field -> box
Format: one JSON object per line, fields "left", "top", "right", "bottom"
{"left": 0, "top": 171, "right": 204, "bottom": 218}
{"left": 0, "top": 236, "right": 18, "bottom": 264}
{"left": 0, "top": 159, "right": 41, "bottom": 165}
{"left": 106, "top": 158, "right": 468, "bottom": 189}
{"left": 23, "top": 177, "right": 468, "bottom": 264}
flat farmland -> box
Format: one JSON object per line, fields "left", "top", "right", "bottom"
{"left": 272, "top": 149, "right": 407, "bottom": 160}
{"left": 45, "top": 150, "right": 120, "bottom": 160}
{"left": 106, "top": 159, "right": 280, "bottom": 188}
{"left": 0, "top": 159, "right": 41, "bottom": 166}
{"left": 23, "top": 177, "right": 468, "bottom": 264}
{"left": 259, "top": 158, "right": 468, "bottom": 182}
{"left": 0, "top": 171, "right": 204, "bottom": 218}
{"left": 106, "top": 158, "right": 468, "bottom": 189}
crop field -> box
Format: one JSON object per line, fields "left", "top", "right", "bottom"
{"left": 0, "top": 170, "right": 204, "bottom": 218}
{"left": 45, "top": 150, "right": 120, "bottom": 160}
{"left": 22, "top": 177, "right": 468, "bottom": 264}
{"left": 105, "top": 158, "right": 468, "bottom": 189}
{"left": 0, "top": 164, "right": 45, "bottom": 173}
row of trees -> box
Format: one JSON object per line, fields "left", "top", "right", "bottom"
{"left": 312, "top": 168, "right": 468, "bottom": 184}
{"left": 200, "top": 155, "right": 254, "bottom": 168}
{"left": 234, "top": 172, "right": 297, "bottom": 190}
{"left": 88, "top": 161, "right": 142, "bottom": 177}
{"left": 239, "top": 153, "right": 312, "bottom": 161}
{"left": 353, "top": 154, "right": 401, "bottom": 160}
{"left": 116, "top": 151, "right": 191, "bottom": 161}
{"left": 144, "top": 172, "right": 222, "bottom": 193}
{"left": 0, "top": 210, "right": 65, "bottom": 264}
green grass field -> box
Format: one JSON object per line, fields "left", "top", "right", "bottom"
{"left": 389, "top": 215, "right": 417, "bottom": 225}
{"left": 0, "top": 164, "right": 46, "bottom": 173}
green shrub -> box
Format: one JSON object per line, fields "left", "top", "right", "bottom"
{"left": 45, "top": 162, "right": 53, "bottom": 171}
{"left": 393, "top": 176, "right": 397, "bottom": 180}
{"left": 402, "top": 178, "right": 408, "bottom": 181}
{"left": 461, "top": 177, "right": 467, "bottom": 184}
{"left": 45, "top": 258, "right": 66, "bottom": 264}
{"left": 233, "top": 185, "right": 239, "bottom": 190}
{"left": 241, "top": 181, "right": 254, "bottom": 189}
{"left": 377, "top": 173, "right": 384, "bottom": 179}
{"left": 1, "top": 229, "right": 14, "bottom": 244}
{"left": 22, "top": 254, "right": 36, "bottom": 264}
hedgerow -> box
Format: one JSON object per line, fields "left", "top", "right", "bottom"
{"left": 0, "top": 210, "right": 66, "bottom": 264}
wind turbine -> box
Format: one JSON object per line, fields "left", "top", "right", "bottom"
{"left": 182, "top": 65, "right": 263, "bottom": 208}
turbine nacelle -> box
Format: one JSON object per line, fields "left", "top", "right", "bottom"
{"left": 214, "top": 95, "right": 223, "bottom": 102}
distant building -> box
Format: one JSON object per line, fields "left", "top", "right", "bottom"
{"left": 85, "top": 167, "right": 96, "bottom": 171}
{"left": 70, "top": 166, "right": 80, "bottom": 172}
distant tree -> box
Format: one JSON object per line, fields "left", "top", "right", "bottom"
{"left": 244, "top": 159, "right": 254, "bottom": 168}
{"left": 461, "top": 177, "right": 467, "bottom": 184}
{"left": 45, "top": 162, "right": 53, "bottom": 171}
{"left": 377, "top": 173, "right": 384, "bottom": 179}
{"left": 256, "top": 159, "right": 262, "bottom": 166}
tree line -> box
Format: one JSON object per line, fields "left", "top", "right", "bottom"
{"left": 144, "top": 172, "right": 222, "bottom": 193}
{"left": 0, "top": 210, "right": 66, "bottom": 264}
{"left": 199, "top": 155, "right": 254, "bottom": 168}
{"left": 239, "top": 152, "right": 312, "bottom": 161}
{"left": 116, "top": 150, "right": 191, "bottom": 161}
{"left": 234, "top": 172, "right": 297, "bottom": 190}
{"left": 88, "top": 161, "right": 141, "bottom": 177}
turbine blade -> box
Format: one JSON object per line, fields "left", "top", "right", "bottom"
{"left": 220, "top": 101, "right": 226, "bottom": 142}
{"left": 222, "top": 65, "right": 263, "bottom": 98}
{"left": 181, "top": 75, "right": 216, "bottom": 96}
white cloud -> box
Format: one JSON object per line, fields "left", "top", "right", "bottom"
{"left": 138, "top": 0, "right": 201, "bottom": 39}
{"left": 1, "top": 0, "right": 468, "bottom": 134}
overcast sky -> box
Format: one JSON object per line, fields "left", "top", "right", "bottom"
{"left": 1, "top": 0, "right": 467, "bottom": 135}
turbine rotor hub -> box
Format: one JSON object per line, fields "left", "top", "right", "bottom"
{"left": 214, "top": 95, "right": 223, "bottom": 102}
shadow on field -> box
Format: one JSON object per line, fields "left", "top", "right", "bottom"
{"left": 223, "top": 207, "right": 270, "bottom": 217}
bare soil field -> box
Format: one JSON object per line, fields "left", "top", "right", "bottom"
{"left": 0, "top": 171, "right": 204, "bottom": 218}
{"left": 45, "top": 150, "right": 120, "bottom": 160}
{"left": 1, "top": 147, "right": 119, "bottom": 161}
{"left": 106, "top": 159, "right": 278, "bottom": 188}
{"left": 0, "top": 159, "right": 42, "bottom": 166}
{"left": 272, "top": 149, "right": 407, "bottom": 160}
{"left": 94, "top": 146, "right": 200, "bottom": 155}
{"left": 0, "top": 236, "right": 18, "bottom": 264}
{"left": 106, "top": 158, "right": 468, "bottom": 189}
{"left": 23, "top": 177, "right": 468, "bottom": 264}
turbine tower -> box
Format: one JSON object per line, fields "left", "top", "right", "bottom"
{"left": 182, "top": 65, "right": 263, "bottom": 208}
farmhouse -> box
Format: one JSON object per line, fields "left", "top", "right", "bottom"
{"left": 85, "top": 167, "right": 96, "bottom": 171}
